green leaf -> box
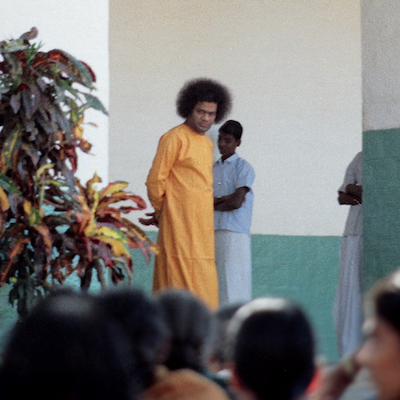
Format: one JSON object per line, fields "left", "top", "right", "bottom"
{"left": 84, "top": 93, "right": 108, "bottom": 115}
{"left": 0, "top": 76, "right": 11, "bottom": 94}
{"left": 58, "top": 79, "right": 79, "bottom": 98}
{"left": 0, "top": 40, "right": 29, "bottom": 54}
{"left": 0, "top": 173, "right": 21, "bottom": 194}
{"left": 4, "top": 53, "right": 23, "bottom": 78}
{"left": 1, "top": 125, "right": 22, "bottom": 173}
{"left": 41, "top": 180, "right": 66, "bottom": 187}
{"left": 26, "top": 41, "right": 42, "bottom": 64}
{"left": 52, "top": 49, "right": 94, "bottom": 89}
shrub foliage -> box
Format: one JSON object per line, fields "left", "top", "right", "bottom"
{"left": 0, "top": 28, "right": 156, "bottom": 316}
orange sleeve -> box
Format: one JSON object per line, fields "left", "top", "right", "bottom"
{"left": 145, "top": 131, "right": 180, "bottom": 212}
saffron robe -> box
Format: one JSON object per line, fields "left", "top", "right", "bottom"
{"left": 146, "top": 124, "right": 219, "bottom": 308}
{"left": 141, "top": 366, "right": 229, "bottom": 400}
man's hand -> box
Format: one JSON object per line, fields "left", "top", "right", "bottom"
{"left": 346, "top": 184, "right": 362, "bottom": 201}
{"left": 139, "top": 212, "right": 159, "bottom": 227}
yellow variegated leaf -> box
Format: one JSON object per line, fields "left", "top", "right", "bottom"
{"left": 81, "top": 218, "right": 96, "bottom": 236}
{"left": 75, "top": 194, "right": 91, "bottom": 212}
{"left": 85, "top": 173, "right": 101, "bottom": 204}
{"left": 40, "top": 179, "right": 66, "bottom": 187}
{"left": 36, "top": 163, "right": 55, "bottom": 179}
{"left": 28, "top": 207, "right": 41, "bottom": 226}
{"left": 96, "top": 236, "right": 130, "bottom": 258}
{"left": 34, "top": 223, "right": 53, "bottom": 249}
{"left": 87, "top": 172, "right": 102, "bottom": 185}
{"left": 23, "top": 200, "right": 32, "bottom": 216}
{"left": 22, "top": 200, "right": 42, "bottom": 226}
{"left": 74, "top": 117, "right": 84, "bottom": 139}
{"left": 84, "top": 225, "right": 124, "bottom": 241}
{"left": 1, "top": 125, "right": 22, "bottom": 174}
{"left": 75, "top": 125, "right": 84, "bottom": 139}
{"left": 74, "top": 209, "right": 94, "bottom": 234}
{"left": 0, "top": 186, "right": 10, "bottom": 211}
{"left": 100, "top": 181, "right": 129, "bottom": 199}
{"left": 97, "top": 226, "right": 125, "bottom": 240}
{"left": 91, "top": 190, "right": 100, "bottom": 214}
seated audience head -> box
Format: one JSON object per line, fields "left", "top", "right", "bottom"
{"left": 226, "top": 297, "right": 315, "bottom": 400}
{"left": 96, "top": 287, "right": 169, "bottom": 391}
{"left": 0, "top": 288, "right": 134, "bottom": 400}
{"left": 208, "top": 302, "right": 245, "bottom": 373}
{"left": 155, "top": 289, "right": 214, "bottom": 372}
{"left": 356, "top": 268, "right": 400, "bottom": 400}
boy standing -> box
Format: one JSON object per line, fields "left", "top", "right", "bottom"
{"left": 213, "top": 120, "right": 255, "bottom": 305}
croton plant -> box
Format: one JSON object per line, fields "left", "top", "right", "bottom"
{"left": 0, "top": 28, "right": 156, "bottom": 316}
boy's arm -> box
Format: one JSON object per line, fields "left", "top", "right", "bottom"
{"left": 214, "top": 187, "right": 249, "bottom": 211}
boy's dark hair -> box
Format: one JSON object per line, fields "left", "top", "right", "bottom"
{"left": 227, "top": 298, "right": 315, "bottom": 400}
{"left": 176, "top": 78, "right": 232, "bottom": 123}
{"left": 219, "top": 120, "right": 243, "bottom": 141}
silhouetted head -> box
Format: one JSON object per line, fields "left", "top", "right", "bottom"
{"left": 208, "top": 302, "right": 245, "bottom": 371}
{"left": 0, "top": 288, "right": 134, "bottom": 400}
{"left": 227, "top": 297, "right": 315, "bottom": 400}
{"left": 155, "top": 289, "right": 214, "bottom": 372}
{"left": 96, "top": 288, "right": 169, "bottom": 390}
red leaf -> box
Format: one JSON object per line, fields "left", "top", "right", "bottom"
{"left": 0, "top": 238, "right": 29, "bottom": 283}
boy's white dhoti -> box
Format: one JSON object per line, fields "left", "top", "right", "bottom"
{"left": 215, "top": 229, "right": 252, "bottom": 305}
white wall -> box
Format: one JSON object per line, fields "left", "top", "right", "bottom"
{"left": 0, "top": 0, "right": 109, "bottom": 185}
{"left": 362, "top": 0, "right": 400, "bottom": 131}
{"left": 109, "top": 1, "right": 362, "bottom": 236}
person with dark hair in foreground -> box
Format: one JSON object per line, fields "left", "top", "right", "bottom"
{"left": 95, "top": 288, "right": 169, "bottom": 394}
{"left": 226, "top": 297, "right": 315, "bottom": 400}
{"left": 208, "top": 301, "right": 245, "bottom": 375}
{"left": 140, "top": 78, "right": 232, "bottom": 308}
{"left": 155, "top": 289, "right": 214, "bottom": 373}
{"left": 0, "top": 289, "right": 135, "bottom": 400}
{"left": 313, "top": 268, "right": 400, "bottom": 400}
{"left": 141, "top": 289, "right": 230, "bottom": 400}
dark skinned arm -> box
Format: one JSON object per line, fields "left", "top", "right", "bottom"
{"left": 337, "top": 184, "right": 362, "bottom": 205}
{"left": 214, "top": 187, "right": 249, "bottom": 211}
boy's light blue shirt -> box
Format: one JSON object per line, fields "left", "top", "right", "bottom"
{"left": 213, "top": 153, "right": 255, "bottom": 234}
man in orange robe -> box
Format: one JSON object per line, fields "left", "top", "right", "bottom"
{"left": 140, "top": 78, "right": 232, "bottom": 309}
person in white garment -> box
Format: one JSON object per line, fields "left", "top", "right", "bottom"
{"left": 213, "top": 120, "right": 255, "bottom": 306}
{"left": 333, "top": 151, "right": 363, "bottom": 357}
